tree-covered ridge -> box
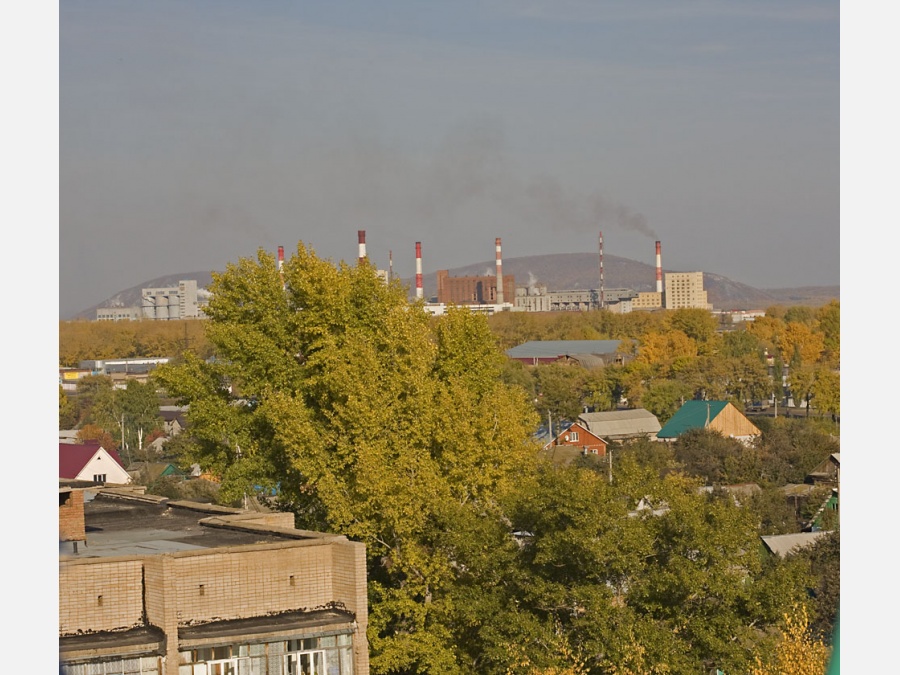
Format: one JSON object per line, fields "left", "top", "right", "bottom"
{"left": 146, "top": 243, "right": 834, "bottom": 674}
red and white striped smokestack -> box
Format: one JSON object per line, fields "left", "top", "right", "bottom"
{"left": 495, "top": 237, "right": 504, "bottom": 305}
{"left": 358, "top": 230, "right": 367, "bottom": 265}
{"left": 415, "top": 242, "right": 424, "bottom": 299}
{"left": 598, "top": 231, "right": 605, "bottom": 309}
{"left": 655, "top": 240, "right": 663, "bottom": 294}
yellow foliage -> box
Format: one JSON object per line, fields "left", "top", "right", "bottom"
{"left": 779, "top": 322, "right": 825, "bottom": 365}
{"left": 749, "top": 604, "right": 830, "bottom": 675}
{"left": 636, "top": 330, "right": 698, "bottom": 367}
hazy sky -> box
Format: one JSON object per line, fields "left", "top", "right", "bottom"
{"left": 59, "top": 0, "right": 839, "bottom": 318}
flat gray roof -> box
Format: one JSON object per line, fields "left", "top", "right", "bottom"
{"left": 506, "top": 340, "right": 622, "bottom": 359}
{"left": 61, "top": 491, "right": 333, "bottom": 559}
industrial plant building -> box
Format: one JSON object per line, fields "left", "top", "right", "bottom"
{"left": 59, "top": 487, "right": 369, "bottom": 675}
{"left": 436, "top": 269, "right": 515, "bottom": 306}
{"left": 96, "top": 280, "right": 208, "bottom": 322}
{"left": 514, "top": 286, "right": 638, "bottom": 313}
{"left": 142, "top": 280, "right": 206, "bottom": 320}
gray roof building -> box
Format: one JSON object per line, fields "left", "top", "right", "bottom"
{"left": 760, "top": 531, "right": 833, "bottom": 558}
{"left": 578, "top": 408, "right": 661, "bottom": 441}
{"left": 506, "top": 340, "right": 624, "bottom": 366}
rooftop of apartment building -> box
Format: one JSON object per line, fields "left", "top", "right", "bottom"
{"left": 60, "top": 487, "right": 340, "bottom": 557}
{"left": 59, "top": 487, "right": 371, "bottom": 674}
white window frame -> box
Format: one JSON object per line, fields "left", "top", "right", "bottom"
{"left": 284, "top": 649, "right": 328, "bottom": 675}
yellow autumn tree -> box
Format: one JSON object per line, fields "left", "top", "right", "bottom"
{"left": 779, "top": 321, "right": 826, "bottom": 366}
{"left": 750, "top": 604, "right": 830, "bottom": 675}
{"left": 635, "top": 330, "right": 698, "bottom": 369}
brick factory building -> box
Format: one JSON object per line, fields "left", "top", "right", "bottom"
{"left": 59, "top": 487, "right": 369, "bottom": 675}
{"left": 435, "top": 269, "right": 515, "bottom": 305}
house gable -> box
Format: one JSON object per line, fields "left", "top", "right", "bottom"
{"left": 60, "top": 442, "right": 132, "bottom": 485}
{"left": 545, "top": 422, "right": 608, "bottom": 456}
{"left": 657, "top": 401, "right": 760, "bottom": 441}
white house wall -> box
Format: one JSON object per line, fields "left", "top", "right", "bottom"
{"left": 74, "top": 449, "right": 132, "bottom": 484}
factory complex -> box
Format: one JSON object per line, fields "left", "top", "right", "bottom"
{"left": 96, "top": 231, "right": 711, "bottom": 322}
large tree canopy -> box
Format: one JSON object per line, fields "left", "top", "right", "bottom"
{"left": 152, "top": 244, "right": 825, "bottom": 674}
{"left": 154, "top": 244, "right": 540, "bottom": 673}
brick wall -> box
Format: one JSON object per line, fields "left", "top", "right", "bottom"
{"left": 59, "top": 559, "right": 145, "bottom": 634}
{"left": 59, "top": 489, "right": 86, "bottom": 542}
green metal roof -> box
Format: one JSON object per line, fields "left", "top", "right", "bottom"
{"left": 657, "top": 400, "right": 730, "bottom": 439}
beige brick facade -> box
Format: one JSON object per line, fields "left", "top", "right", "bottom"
{"left": 59, "top": 491, "right": 369, "bottom": 675}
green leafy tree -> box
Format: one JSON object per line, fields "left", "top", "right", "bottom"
{"left": 671, "top": 427, "right": 762, "bottom": 485}
{"left": 816, "top": 301, "right": 840, "bottom": 364}
{"left": 721, "top": 329, "right": 763, "bottom": 359}
{"left": 787, "top": 364, "right": 818, "bottom": 416}
{"left": 666, "top": 308, "right": 718, "bottom": 346}
{"left": 642, "top": 379, "right": 692, "bottom": 424}
{"left": 119, "top": 379, "right": 164, "bottom": 452}
{"left": 812, "top": 368, "right": 840, "bottom": 421}
{"left": 580, "top": 368, "right": 620, "bottom": 413}
{"left": 752, "top": 418, "right": 839, "bottom": 485}
{"left": 797, "top": 531, "right": 839, "bottom": 642}
{"left": 59, "top": 386, "right": 77, "bottom": 429}
{"left": 532, "top": 363, "right": 585, "bottom": 424}
{"left": 747, "top": 486, "right": 805, "bottom": 535}
{"left": 73, "top": 374, "right": 115, "bottom": 427}
{"left": 154, "top": 244, "right": 539, "bottom": 673}
{"left": 723, "top": 354, "right": 771, "bottom": 406}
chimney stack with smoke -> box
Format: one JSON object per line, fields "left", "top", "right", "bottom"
{"left": 415, "top": 242, "right": 424, "bottom": 300}
{"left": 358, "top": 230, "right": 367, "bottom": 265}
{"left": 495, "top": 237, "right": 504, "bottom": 305}
{"left": 655, "top": 240, "right": 663, "bottom": 294}
{"left": 598, "top": 231, "right": 605, "bottom": 310}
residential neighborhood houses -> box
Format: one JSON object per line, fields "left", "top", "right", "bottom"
{"left": 60, "top": 312, "right": 839, "bottom": 673}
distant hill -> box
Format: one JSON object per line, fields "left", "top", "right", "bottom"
{"left": 68, "top": 255, "right": 837, "bottom": 320}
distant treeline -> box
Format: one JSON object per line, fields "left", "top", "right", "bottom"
{"left": 59, "top": 319, "right": 213, "bottom": 367}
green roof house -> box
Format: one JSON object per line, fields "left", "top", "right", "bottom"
{"left": 657, "top": 400, "right": 761, "bottom": 444}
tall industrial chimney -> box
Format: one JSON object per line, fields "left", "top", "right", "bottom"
{"left": 495, "top": 237, "right": 504, "bottom": 305}
{"left": 415, "top": 242, "right": 424, "bottom": 300}
{"left": 655, "top": 240, "right": 663, "bottom": 294}
{"left": 598, "top": 231, "right": 605, "bottom": 310}
{"left": 358, "top": 230, "right": 367, "bottom": 265}
{"left": 278, "top": 245, "right": 285, "bottom": 289}
{"left": 389, "top": 250, "right": 393, "bottom": 284}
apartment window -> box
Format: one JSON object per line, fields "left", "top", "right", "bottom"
{"left": 284, "top": 649, "right": 326, "bottom": 674}
{"left": 60, "top": 656, "right": 160, "bottom": 674}
{"left": 179, "top": 634, "right": 354, "bottom": 675}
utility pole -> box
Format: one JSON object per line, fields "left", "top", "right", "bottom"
{"left": 608, "top": 447, "right": 613, "bottom": 484}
